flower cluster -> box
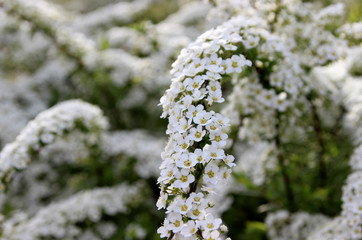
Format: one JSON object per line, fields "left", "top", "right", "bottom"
{"left": 265, "top": 210, "right": 330, "bottom": 240}
{"left": 102, "top": 130, "right": 165, "bottom": 178}
{"left": 0, "top": 99, "right": 108, "bottom": 190}
{"left": 234, "top": 142, "right": 276, "bottom": 186}
{"left": 157, "top": 14, "right": 295, "bottom": 239}
{"left": 1, "top": 0, "right": 95, "bottom": 62}
{"left": 72, "top": 0, "right": 161, "bottom": 33}
{"left": 0, "top": 79, "right": 47, "bottom": 145}
{"left": 1, "top": 183, "right": 141, "bottom": 240}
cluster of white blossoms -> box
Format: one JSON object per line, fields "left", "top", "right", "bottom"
{"left": 265, "top": 210, "right": 331, "bottom": 240}
{"left": 211, "top": 0, "right": 349, "bottom": 143}
{"left": 0, "top": 100, "right": 108, "bottom": 190}
{"left": 102, "top": 130, "right": 165, "bottom": 178}
{"left": 1, "top": 183, "right": 141, "bottom": 240}
{"left": 157, "top": 13, "right": 297, "bottom": 239}
{"left": 0, "top": 0, "right": 143, "bottom": 84}
{"left": 0, "top": 79, "right": 47, "bottom": 145}
{"left": 234, "top": 142, "right": 276, "bottom": 186}
{"left": 208, "top": 0, "right": 348, "bottom": 66}
{"left": 203, "top": 0, "right": 351, "bottom": 191}
{"left": 339, "top": 21, "right": 362, "bottom": 43}
{"left": 72, "top": 0, "right": 161, "bottom": 33}
{"left": 0, "top": 0, "right": 96, "bottom": 62}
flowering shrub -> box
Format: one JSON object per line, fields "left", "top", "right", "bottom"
{"left": 0, "top": 0, "right": 361, "bottom": 240}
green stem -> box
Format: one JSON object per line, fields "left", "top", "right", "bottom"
{"left": 307, "top": 94, "right": 327, "bottom": 187}
{"left": 275, "top": 111, "right": 295, "bottom": 212}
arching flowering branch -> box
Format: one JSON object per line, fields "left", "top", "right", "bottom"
{"left": 157, "top": 14, "right": 302, "bottom": 239}
{"left": 0, "top": 100, "right": 108, "bottom": 190}
{"left": 0, "top": 0, "right": 95, "bottom": 68}
{"left": 1, "top": 183, "right": 142, "bottom": 240}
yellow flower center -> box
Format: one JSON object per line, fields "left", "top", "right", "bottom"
{"left": 195, "top": 132, "right": 202, "bottom": 138}
{"left": 181, "top": 205, "right": 188, "bottom": 212}
{"left": 193, "top": 209, "right": 200, "bottom": 216}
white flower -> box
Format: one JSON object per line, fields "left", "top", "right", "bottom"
{"left": 225, "top": 55, "right": 251, "bottom": 74}
{"left": 243, "top": 35, "right": 260, "bottom": 49}
{"left": 157, "top": 192, "right": 168, "bottom": 210}
{"left": 188, "top": 192, "right": 205, "bottom": 205}
{"left": 204, "top": 144, "right": 225, "bottom": 160}
{"left": 173, "top": 169, "right": 195, "bottom": 189}
{"left": 159, "top": 164, "right": 178, "bottom": 183}
{"left": 170, "top": 198, "right": 193, "bottom": 215}
{"left": 40, "top": 132, "right": 55, "bottom": 144}
{"left": 181, "top": 220, "right": 199, "bottom": 237}
{"left": 165, "top": 213, "right": 184, "bottom": 233}
{"left": 157, "top": 226, "right": 169, "bottom": 238}
{"left": 189, "top": 149, "right": 209, "bottom": 164}
{"left": 200, "top": 214, "right": 222, "bottom": 231}
{"left": 205, "top": 53, "right": 223, "bottom": 73}
{"left": 204, "top": 163, "right": 219, "bottom": 185}
{"left": 188, "top": 205, "right": 205, "bottom": 220}
{"left": 175, "top": 136, "right": 193, "bottom": 152}
{"left": 202, "top": 230, "right": 221, "bottom": 240}
{"left": 186, "top": 75, "right": 205, "bottom": 91}
{"left": 207, "top": 81, "right": 221, "bottom": 93}
{"left": 205, "top": 71, "right": 222, "bottom": 81}
{"left": 186, "top": 104, "right": 205, "bottom": 121}
{"left": 194, "top": 110, "right": 213, "bottom": 126}
{"left": 218, "top": 167, "right": 232, "bottom": 184}
{"left": 223, "top": 155, "right": 236, "bottom": 167}
{"left": 173, "top": 117, "right": 192, "bottom": 134}
{"left": 207, "top": 90, "right": 225, "bottom": 105}
{"left": 209, "top": 130, "right": 228, "bottom": 147}
{"left": 189, "top": 125, "right": 206, "bottom": 142}
{"left": 276, "top": 92, "right": 289, "bottom": 112}
{"left": 176, "top": 153, "right": 197, "bottom": 169}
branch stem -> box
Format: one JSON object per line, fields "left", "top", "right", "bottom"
{"left": 307, "top": 95, "right": 327, "bottom": 187}
{"left": 275, "top": 111, "right": 295, "bottom": 212}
